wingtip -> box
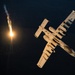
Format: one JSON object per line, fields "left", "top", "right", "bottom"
{"left": 37, "top": 63, "right": 42, "bottom": 68}
{"left": 34, "top": 34, "right": 38, "bottom": 38}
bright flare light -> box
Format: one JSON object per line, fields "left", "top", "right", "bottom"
{"left": 4, "top": 5, "right": 14, "bottom": 41}
{"left": 10, "top": 31, "right": 14, "bottom": 37}
{"left": 9, "top": 24, "right": 14, "bottom": 39}
{"left": 7, "top": 17, "right": 14, "bottom": 42}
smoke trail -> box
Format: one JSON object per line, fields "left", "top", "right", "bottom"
{"left": 4, "top": 4, "right": 14, "bottom": 41}
{"left": 4, "top": 5, "right": 14, "bottom": 74}
{"left": 4, "top": 5, "right": 9, "bottom": 16}
{"left": 4, "top": 4, "right": 12, "bottom": 29}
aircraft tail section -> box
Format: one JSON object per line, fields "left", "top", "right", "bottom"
{"left": 35, "top": 19, "right": 49, "bottom": 38}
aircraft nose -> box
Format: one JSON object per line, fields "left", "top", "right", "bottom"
{"left": 70, "top": 50, "right": 75, "bottom": 57}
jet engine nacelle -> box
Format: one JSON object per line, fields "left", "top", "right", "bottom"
{"left": 43, "top": 35, "right": 51, "bottom": 42}
{"left": 49, "top": 26, "right": 55, "bottom": 33}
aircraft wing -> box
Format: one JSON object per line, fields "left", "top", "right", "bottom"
{"left": 49, "top": 10, "right": 75, "bottom": 40}
{"left": 37, "top": 40, "right": 58, "bottom": 68}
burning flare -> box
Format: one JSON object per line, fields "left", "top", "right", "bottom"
{"left": 4, "top": 5, "right": 14, "bottom": 41}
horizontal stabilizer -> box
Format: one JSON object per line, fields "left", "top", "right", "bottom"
{"left": 35, "top": 19, "right": 49, "bottom": 38}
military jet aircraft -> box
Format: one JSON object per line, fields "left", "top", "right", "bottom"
{"left": 35, "top": 10, "right": 75, "bottom": 68}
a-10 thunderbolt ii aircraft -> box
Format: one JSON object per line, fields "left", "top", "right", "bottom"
{"left": 34, "top": 10, "right": 75, "bottom": 68}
